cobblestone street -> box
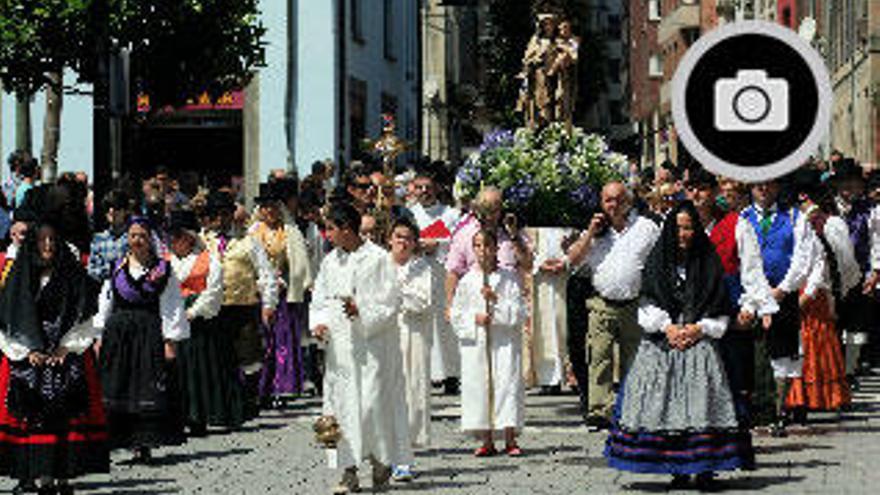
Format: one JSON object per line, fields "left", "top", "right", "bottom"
{"left": 3, "top": 372, "right": 876, "bottom": 494}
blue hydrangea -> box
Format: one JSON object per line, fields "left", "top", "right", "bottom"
{"left": 504, "top": 176, "right": 537, "bottom": 207}
{"left": 570, "top": 183, "right": 598, "bottom": 212}
{"left": 480, "top": 129, "right": 515, "bottom": 153}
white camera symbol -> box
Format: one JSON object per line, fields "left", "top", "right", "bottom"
{"left": 714, "top": 70, "right": 789, "bottom": 132}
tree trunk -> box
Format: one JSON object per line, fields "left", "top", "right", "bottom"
{"left": 41, "top": 71, "right": 64, "bottom": 182}
{"left": 14, "top": 92, "right": 32, "bottom": 154}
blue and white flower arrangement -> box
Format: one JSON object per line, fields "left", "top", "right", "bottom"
{"left": 455, "top": 123, "right": 624, "bottom": 227}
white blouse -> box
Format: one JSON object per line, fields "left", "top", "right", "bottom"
{"left": 93, "top": 261, "right": 190, "bottom": 341}
{"left": 171, "top": 248, "right": 224, "bottom": 321}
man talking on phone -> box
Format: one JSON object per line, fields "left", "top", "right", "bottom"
{"left": 566, "top": 181, "right": 661, "bottom": 431}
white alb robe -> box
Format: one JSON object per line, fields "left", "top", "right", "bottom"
{"left": 529, "top": 227, "right": 572, "bottom": 387}
{"left": 451, "top": 268, "right": 526, "bottom": 432}
{"left": 310, "top": 241, "right": 413, "bottom": 468}
{"left": 411, "top": 202, "right": 462, "bottom": 381}
{"left": 396, "top": 255, "right": 433, "bottom": 447}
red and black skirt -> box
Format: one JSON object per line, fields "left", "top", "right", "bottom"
{"left": 0, "top": 352, "right": 110, "bottom": 481}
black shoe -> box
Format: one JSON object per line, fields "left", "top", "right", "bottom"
{"left": 56, "top": 483, "right": 74, "bottom": 495}
{"left": 769, "top": 420, "right": 787, "bottom": 438}
{"left": 36, "top": 487, "right": 56, "bottom": 495}
{"left": 669, "top": 475, "right": 691, "bottom": 490}
{"left": 12, "top": 480, "right": 37, "bottom": 495}
{"left": 132, "top": 447, "right": 153, "bottom": 464}
{"left": 443, "top": 377, "right": 460, "bottom": 396}
{"left": 695, "top": 473, "right": 722, "bottom": 492}
{"left": 539, "top": 385, "right": 563, "bottom": 396}
{"left": 584, "top": 415, "right": 610, "bottom": 432}
{"left": 188, "top": 422, "right": 208, "bottom": 437}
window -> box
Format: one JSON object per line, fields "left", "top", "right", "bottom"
{"left": 607, "top": 14, "right": 621, "bottom": 39}
{"left": 383, "top": 0, "right": 396, "bottom": 60}
{"left": 351, "top": 0, "right": 364, "bottom": 43}
{"left": 610, "top": 101, "right": 625, "bottom": 125}
{"left": 607, "top": 59, "right": 621, "bottom": 84}
{"left": 648, "top": 0, "right": 661, "bottom": 21}
{"left": 381, "top": 92, "right": 398, "bottom": 121}
{"left": 649, "top": 54, "right": 663, "bottom": 77}
{"left": 349, "top": 77, "right": 368, "bottom": 160}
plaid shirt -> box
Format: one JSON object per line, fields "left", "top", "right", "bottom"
{"left": 87, "top": 230, "right": 129, "bottom": 281}
{"left": 87, "top": 229, "right": 170, "bottom": 281}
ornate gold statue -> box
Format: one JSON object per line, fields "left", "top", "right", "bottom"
{"left": 516, "top": 12, "right": 579, "bottom": 131}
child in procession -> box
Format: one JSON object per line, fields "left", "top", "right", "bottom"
{"left": 450, "top": 229, "right": 526, "bottom": 457}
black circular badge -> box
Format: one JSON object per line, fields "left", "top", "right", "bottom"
{"left": 672, "top": 21, "right": 831, "bottom": 183}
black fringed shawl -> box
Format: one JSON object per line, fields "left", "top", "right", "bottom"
{"left": 641, "top": 201, "right": 731, "bottom": 324}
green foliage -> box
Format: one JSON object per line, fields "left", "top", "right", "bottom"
{"left": 0, "top": 0, "right": 90, "bottom": 95}
{"left": 0, "top": 0, "right": 266, "bottom": 108}
{"left": 455, "top": 124, "right": 625, "bottom": 227}
{"left": 106, "top": 0, "right": 267, "bottom": 108}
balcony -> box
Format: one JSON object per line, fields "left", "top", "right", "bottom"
{"left": 658, "top": 2, "right": 700, "bottom": 46}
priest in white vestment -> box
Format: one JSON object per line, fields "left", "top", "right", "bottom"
{"left": 528, "top": 227, "right": 574, "bottom": 390}
{"left": 387, "top": 219, "right": 433, "bottom": 482}
{"left": 451, "top": 229, "right": 526, "bottom": 457}
{"left": 310, "top": 204, "right": 413, "bottom": 494}
{"left": 409, "top": 165, "right": 462, "bottom": 392}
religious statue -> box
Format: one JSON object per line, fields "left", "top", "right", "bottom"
{"left": 549, "top": 18, "right": 579, "bottom": 132}
{"left": 516, "top": 12, "right": 579, "bottom": 131}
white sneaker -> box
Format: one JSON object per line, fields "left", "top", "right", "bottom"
{"left": 392, "top": 465, "right": 414, "bottom": 482}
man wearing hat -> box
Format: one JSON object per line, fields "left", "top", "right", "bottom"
{"left": 202, "top": 190, "right": 279, "bottom": 417}
{"left": 738, "top": 178, "right": 820, "bottom": 434}
{"left": 832, "top": 159, "right": 875, "bottom": 383}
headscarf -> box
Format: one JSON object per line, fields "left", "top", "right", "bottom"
{"left": 641, "top": 201, "right": 730, "bottom": 324}
{"left": 0, "top": 222, "right": 99, "bottom": 351}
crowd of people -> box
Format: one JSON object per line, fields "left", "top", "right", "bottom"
{"left": 0, "top": 147, "right": 878, "bottom": 494}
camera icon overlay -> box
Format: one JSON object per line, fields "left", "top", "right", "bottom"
{"left": 671, "top": 21, "right": 832, "bottom": 183}
{"left": 714, "top": 70, "right": 789, "bottom": 132}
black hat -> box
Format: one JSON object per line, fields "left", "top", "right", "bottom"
{"left": 685, "top": 167, "right": 718, "bottom": 188}
{"left": 275, "top": 177, "right": 299, "bottom": 201}
{"left": 206, "top": 190, "right": 236, "bottom": 212}
{"left": 168, "top": 209, "right": 200, "bottom": 236}
{"left": 254, "top": 182, "right": 283, "bottom": 205}
{"left": 866, "top": 170, "right": 880, "bottom": 191}
{"left": 792, "top": 167, "right": 825, "bottom": 198}
{"left": 832, "top": 158, "right": 863, "bottom": 183}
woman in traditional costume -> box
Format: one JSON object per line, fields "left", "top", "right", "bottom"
{"left": 169, "top": 210, "right": 245, "bottom": 434}
{"left": 250, "top": 182, "right": 311, "bottom": 406}
{"left": 0, "top": 220, "right": 108, "bottom": 495}
{"left": 785, "top": 171, "right": 853, "bottom": 414}
{"left": 94, "top": 217, "right": 189, "bottom": 462}
{"left": 605, "top": 202, "right": 746, "bottom": 490}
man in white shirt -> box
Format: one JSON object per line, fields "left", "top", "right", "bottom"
{"left": 409, "top": 164, "right": 462, "bottom": 394}
{"left": 739, "top": 180, "right": 819, "bottom": 434}
{"left": 566, "top": 182, "right": 661, "bottom": 429}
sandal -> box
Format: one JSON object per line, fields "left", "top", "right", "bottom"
{"left": 473, "top": 445, "right": 496, "bottom": 457}
{"left": 505, "top": 445, "right": 523, "bottom": 457}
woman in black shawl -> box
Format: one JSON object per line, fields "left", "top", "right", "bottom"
{"left": 605, "top": 202, "right": 748, "bottom": 490}
{"left": 0, "top": 220, "right": 108, "bottom": 495}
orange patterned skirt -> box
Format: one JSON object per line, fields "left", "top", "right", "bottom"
{"left": 786, "top": 292, "right": 851, "bottom": 411}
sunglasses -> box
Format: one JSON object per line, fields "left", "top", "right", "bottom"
{"left": 353, "top": 183, "right": 374, "bottom": 190}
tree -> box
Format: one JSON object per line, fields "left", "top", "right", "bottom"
{"left": 0, "top": 0, "right": 90, "bottom": 178}
{"left": 103, "top": 0, "right": 267, "bottom": 110}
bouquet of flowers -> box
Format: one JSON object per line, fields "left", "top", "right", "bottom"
{"left": 455, "top": 123, "right": 626, "bottom": 227}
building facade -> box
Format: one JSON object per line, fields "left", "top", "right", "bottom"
{"left": 629, "top": 0, "right": 663, "bottom": 167}
{"left": 295, "top": 0, "right": 421, "bottom": 178}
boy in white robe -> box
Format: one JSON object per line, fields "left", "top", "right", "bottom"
{"left": 451, "top": 229, "right": 527, "bottom": 456}
{"left": 389, "top": 218, "right": 433, "bottom": 481}
{"left": 310, "top": 203, "right": 413, "bottom": 494}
